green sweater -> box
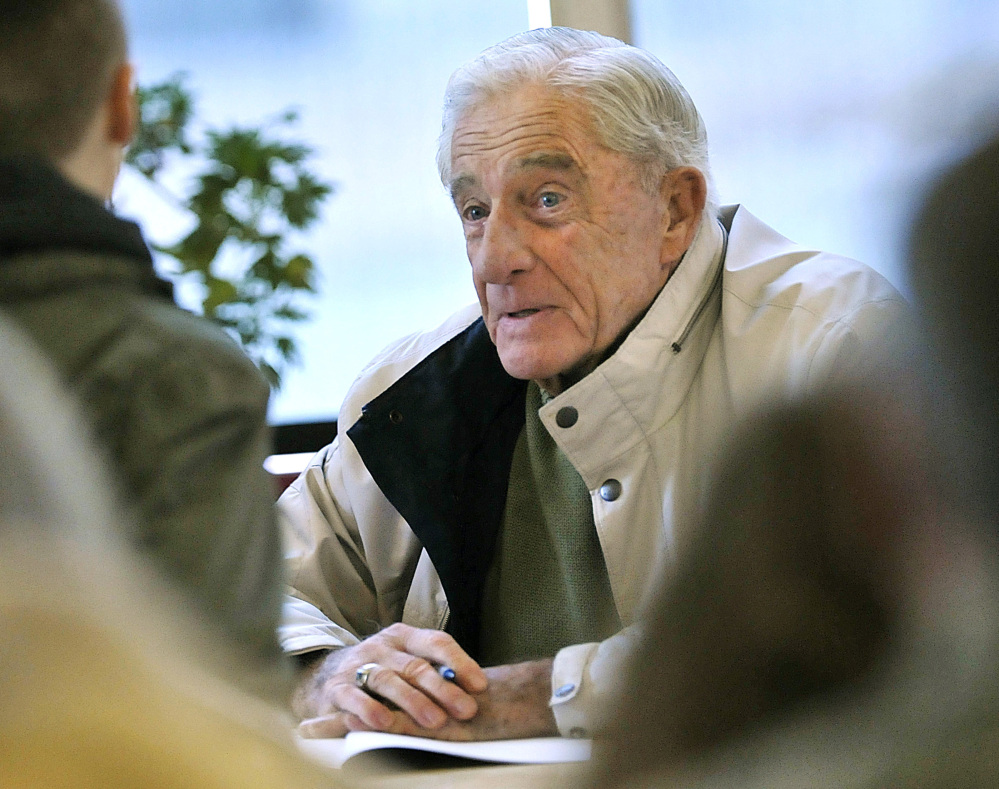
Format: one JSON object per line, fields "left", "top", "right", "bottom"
{"left": 479, "top": 382, "right": 620, "bottom": 665}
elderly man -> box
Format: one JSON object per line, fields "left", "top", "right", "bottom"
{"left": 0, "top": 0, "right": 284, "bottom": 680}
{"left": 282, "top": 27, "right": 908, "bottom": 740}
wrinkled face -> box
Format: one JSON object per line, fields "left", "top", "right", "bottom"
{"left": 448, "top": 85, "right": 677, "bottom": 394}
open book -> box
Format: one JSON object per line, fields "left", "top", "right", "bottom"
{"left": 297, "top": 731, "right": 592, "bottom": 770}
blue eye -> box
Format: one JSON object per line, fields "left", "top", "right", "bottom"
{"left": 463, "top": 205, "right": 486, "bottom": 222}
{"left": 539, "top": 192, "right": 561, "bottom": 208}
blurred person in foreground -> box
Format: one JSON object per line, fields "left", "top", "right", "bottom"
{"left": 589, "top": 132, "right": 999, "bottom": 788}
{"left": 908, "top": 133, "right": 999, "bottom": 533}
{"left": 281, "top": 27, "right": 910, "bottom": 741}
{"left": 0, "top": 0, "right": 285, "bottom": 686}
{"left": 0, "top": 314, "right": 335, "bottom": 788}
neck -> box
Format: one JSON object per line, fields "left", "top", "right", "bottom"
{"left": 56, "top": 151, "right": 117, "bottom": 203}
{"left": 55, "top": 104, "right": 122, "bottom": 203}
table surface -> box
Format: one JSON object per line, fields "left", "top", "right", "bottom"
{"left": 342, "top": 756, "right": 591, "bottom": 789}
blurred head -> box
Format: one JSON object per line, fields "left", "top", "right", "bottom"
{"left": 0, "top": 0, "right": 134, "bottom": 198}
{"left": 591, "top": 373, "right": 944, "bottom": 785}
{"left": 439, "top": 28, "right": 711, "bottom": 393}
{"left": 589, "top": 132, "right": 999, "bottom": 789}
{"left": 908, "top": 132, "right": 999, "bottom": 527}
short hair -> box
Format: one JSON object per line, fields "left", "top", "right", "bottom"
{"left": 437, "top": 27, "right": 717, "bottom": 210}
{"left": 0, "top": 0, "right": 127, "bottom": 160}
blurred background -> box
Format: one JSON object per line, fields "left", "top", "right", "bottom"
{"left": 113, "top": 0, "right": 999, "bottom": 440}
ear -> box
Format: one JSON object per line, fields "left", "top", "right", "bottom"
{"left": 659, "top": 166, "right": 707, "bottom": 271}
{"left": 106, "top": 63, "right": 137, "bottom": 146}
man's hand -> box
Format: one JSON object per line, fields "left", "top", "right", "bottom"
{"left": 292, "top": 623, "right": 488, "bottom": 738}
{"left": 299, "top": 658, "right": 558, "bottom": 741}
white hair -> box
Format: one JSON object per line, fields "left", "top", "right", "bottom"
{"left": 436, "top": 27, "right": 718, "bottom": 211}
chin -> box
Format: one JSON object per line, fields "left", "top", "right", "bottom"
{"left": 497, "top": 352, "right": 570, "bottom": 384}
{"left": 497, "top": 355, "right": 543, "bottom": 382}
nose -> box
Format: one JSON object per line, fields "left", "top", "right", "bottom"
{"left": 471, "top": 205, "right": 534, "bottom": 284}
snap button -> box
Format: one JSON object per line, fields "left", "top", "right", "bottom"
{"left": 554, "top": 683, "right": 576, "bottom": 698}
{"left": 555, "top": 406, "right": 578, "bottom": 428}
{"left": 569, "top": 727, "right": 589, "bottom": 738}
{"left": 388, "top": 409, "right": 403, "bottom": 424}
{"left": 599, "top": 479, "right": 622, "bottom": 501}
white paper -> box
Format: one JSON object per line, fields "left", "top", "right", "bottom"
{"left": 297, "top": 732, "right": 592, "bottom": 770}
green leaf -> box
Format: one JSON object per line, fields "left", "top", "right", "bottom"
{"left": 273, "top": 142, "right": 310, "bottom": 166}
{"left": 208, "top": 129, "right": 276, "bottom": 183}
{"left": 276, "top": 335, "right": 297, "bottom": 360}
{"left": 125, "top": 73, "right": 196, "bottom": 179}
{"left": 258, "top": 361, "right": 281, "bottom": 389}
{"left": 250, "top": 250, "right": 288, "bottom": 289}
{"left": 274, "top": 305, "right": 309, "bottom": 322}
{"left": 202, "top": 277, "right": 239, "bottom": 315}
{"left": 211, "top": 315, "right": 241, "bottom": 330}
{"left": 163, "top": 221, "right": 228, "bottom": 273}
{"left": 126, "top": 73, "right": 334, "bottom": 390}
{"left": 283, "top": 254, "right": 315, "bottom": 289}
{"left": 281, "top": 173, "right": 333, "bottom": 227}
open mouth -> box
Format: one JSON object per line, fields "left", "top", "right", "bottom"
{"left": 507, "top": 308, "right": 541, "bottom": 318}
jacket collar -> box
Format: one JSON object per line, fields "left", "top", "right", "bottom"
{"left": 346, "top": 320, "right": 526, "bottom": 655}
{"left": 0, "top": 156, "right": 169, "bottom": 299}
{"left": 537, "top": 209, "right": 730, "bottom": 486}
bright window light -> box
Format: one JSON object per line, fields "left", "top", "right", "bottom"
{"left": 527, "top": 0, "right": 552, "bottom": 29}
{"left": 264, "top": 452, "right": 316, "bottom": 476}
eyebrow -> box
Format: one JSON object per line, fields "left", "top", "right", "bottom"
{"left": 449, "top": 174, "right": 477, "bottom": 203}
{"left": 449, "top": 152, "right": 580, "bottom": 203}
{"left": 515, "top": 151, "right": 578, "bottom": 173}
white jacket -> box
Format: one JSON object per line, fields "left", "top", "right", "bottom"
{"left": 278, "top": 206, "right": 910, "bottom": 736}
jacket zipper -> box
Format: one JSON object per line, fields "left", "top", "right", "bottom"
{"left": 671, "top": 220, "right": 728, "bottom": 353}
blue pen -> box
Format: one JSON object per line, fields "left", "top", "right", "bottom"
{"left": 437, "top": 664, "right": 457, "bottom": 682}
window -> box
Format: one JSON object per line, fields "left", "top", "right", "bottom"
{"left": 117, "top": 0, "right": 999, "bottom": 430}
{"left": 116, "top": 0, "right": 529, "bottom": 425}
{"left": 632, "top": 0, "right": 999, "bottom": 295}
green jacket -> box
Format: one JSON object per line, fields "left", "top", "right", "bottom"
{"left": 0, "top": 156, "right": 284, "bottom": 672}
